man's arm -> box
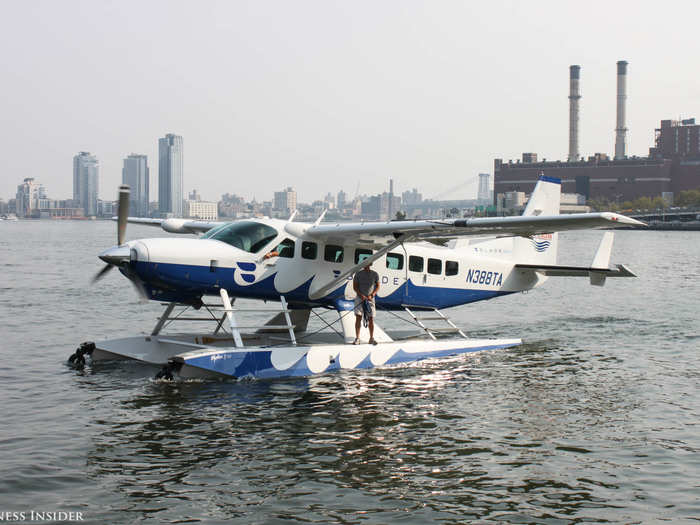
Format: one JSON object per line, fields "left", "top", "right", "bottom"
{"left": 370, "top": 274, "right": 380, "bottom": 298}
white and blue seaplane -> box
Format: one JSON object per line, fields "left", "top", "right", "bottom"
{"left": 73, "top": 176, "right": 644, "bottom": 380}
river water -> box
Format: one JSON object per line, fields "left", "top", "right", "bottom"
{"left": 0, "top": 221, "right": 698, "bottom": 524}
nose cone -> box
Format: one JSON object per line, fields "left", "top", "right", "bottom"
{"left": 99, "top": 245, "right": 130, "bottom": 266}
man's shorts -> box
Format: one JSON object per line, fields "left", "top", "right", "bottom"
{"left": 354, "top": 297, "right": 376, "bottom": 318}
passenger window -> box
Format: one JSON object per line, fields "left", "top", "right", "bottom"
{"left": 386, "top": 252, "right": 404, "bottom": 270}
{"left": 409, "top": 255, "right": 424, "bottom": 272}
{"left": 427, "top": 258, "right": 442, "bottom": 275}
{"left": 354, "top": 248, "right": 373, "bottom": 264}
{"left": 324, "top": 244, "right": 344, "bottom": 263}
{"left": 445, "top": 260, "right": 459, "bottom": 276}
{"left": 275, "top": 238, "right": 295, "bottom": 258}
{"left": 301, "top": 241, "right": 317, "bottom": 260}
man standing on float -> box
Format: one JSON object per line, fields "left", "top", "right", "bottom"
{"left": 352, "top": 261, "right": 380, "bottom": 345}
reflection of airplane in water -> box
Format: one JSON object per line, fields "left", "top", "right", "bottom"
{"left": 71, "top": 176, "right": 645, "bottom": 380}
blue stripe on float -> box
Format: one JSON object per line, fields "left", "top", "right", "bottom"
{"left": 181, "top": 340, "right": 522, "bottom": 379}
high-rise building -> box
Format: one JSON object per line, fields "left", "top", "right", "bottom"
{"left": 158, "top": 134, "right": 183, "bottom": 217}
{"left": 273, "top": 187, "right": 297, "bottom": 213}
{"left": 388, "top": 179, "right": 395, "bottom": 219}
{"left": 380, "top": 192, "right": 401, "bottom": 220}
{"left": 122, "top": 154, "right": 149, "bottom": 217}
{"left": 73, "top": 152, "right": 99, "bottom": 217}
{"left": 337, "top": 189, "right": 347, "bottom": 208}
{"left": 478, "top": 173, "right": 491, "bottom": 203}
{"left": 16, "top": 177, "right": 43, "bottom": 218}
{"left": 402, "top": 188, "right": 423, "bottom": 205}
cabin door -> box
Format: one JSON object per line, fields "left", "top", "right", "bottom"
{"left": 396, "top": 244, "right": 412, "bottom": 305}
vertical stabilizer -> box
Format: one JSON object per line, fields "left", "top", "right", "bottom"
{"left": 514, "top": 176, "right": 561, "bottom": 265}
{"left": 523, "top": 175, "right": 561, "bottom": 216}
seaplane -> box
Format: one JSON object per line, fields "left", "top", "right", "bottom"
{"left": 70, "top": 176, "right": 645, "bottom": 380}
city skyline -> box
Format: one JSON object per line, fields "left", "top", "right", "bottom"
{"left": 2, "top": 2, "right": 700, "bottom": 204}
{"left": 0, "top": 140, "right": 480, "bottom": 213}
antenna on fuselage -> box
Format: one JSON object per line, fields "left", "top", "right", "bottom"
{"left": 287, "top": 209, "right": 298, "bottom": 222}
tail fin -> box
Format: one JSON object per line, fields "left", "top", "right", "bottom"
{"left": 523, "top": 175, "right": 561, "bottom": 216}
{"left": 514, "top": 175, "right": 561, "bottom": 265}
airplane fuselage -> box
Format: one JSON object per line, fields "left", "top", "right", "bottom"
{"left": 119, "top": 218, "right": 546, "bottom": 310}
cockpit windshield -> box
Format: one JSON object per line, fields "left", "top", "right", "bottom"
{"left": 201, "top": 221, "right": 278, "bottom": 253}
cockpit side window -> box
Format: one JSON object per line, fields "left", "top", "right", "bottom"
{"left": 275, "top": 238, "right": 295, "bottom": 258}
{"left": 201, "top": 221, "right": 278, "bottom": 253}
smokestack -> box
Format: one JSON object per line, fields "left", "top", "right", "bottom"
{"left": 614, "top": 60, "right": 628, "bottom": 160}
{"left": 568, "top": 65, "right": 581, "bottom": 162}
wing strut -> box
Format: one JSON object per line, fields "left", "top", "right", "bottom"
{"left": 308, "top": 235, "right": 413, "bottom": 300}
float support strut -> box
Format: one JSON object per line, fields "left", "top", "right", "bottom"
{"left": 220, "top": 289, "right": 244, "bottom": 348}
{"left": 151, "top": 303, "right": 176, "bottom": 336}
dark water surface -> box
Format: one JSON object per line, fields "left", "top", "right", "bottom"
{"left": 0, "top": 221, "right": 698, "bottom": 524}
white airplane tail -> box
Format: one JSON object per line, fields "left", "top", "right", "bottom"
{"left": 513, "top": 175, "right": 561, "bottom": 265}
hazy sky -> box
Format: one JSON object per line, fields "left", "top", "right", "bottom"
{"left": 2, "top": 0, "right": 699, "bottom": 203}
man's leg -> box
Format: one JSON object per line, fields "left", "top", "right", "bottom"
{"left": 355, "top": 315, "right": 362, "bottom": 341}
{"left": 368, "top": 318, "right": 374, "bottom": 339}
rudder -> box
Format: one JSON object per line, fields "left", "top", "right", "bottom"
{"left": 514, "top": 175, "right": 560, "bottom": 265}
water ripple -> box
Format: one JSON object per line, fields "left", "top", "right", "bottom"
{"left": 0, "top": 224, "right": 699, "bottom": 523}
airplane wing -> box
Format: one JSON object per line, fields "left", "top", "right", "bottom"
{"left": 121, "top": 217, "right": 225, "bottom": 234}
{"left": 123, "top": 217, "right": 164, "bottom": 227}
{"left": 299, "top": 212, "right": 645, "bottom": 247}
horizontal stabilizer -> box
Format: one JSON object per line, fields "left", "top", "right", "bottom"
{"left": 515, "top": 263, "right": 636, "bottom": 286}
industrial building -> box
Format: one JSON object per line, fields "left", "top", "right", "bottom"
{"left": 494, "top": 61, "right": 700, "bottom": 208}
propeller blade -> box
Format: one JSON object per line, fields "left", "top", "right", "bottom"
{"left": 131, "top": 278, "right": 149, "bottom": 304}
{"left": 92, "top": 263, "right": 114, "bottom": 284}
{"left": 117, "top": 185, "right": 130, "bottom": 246}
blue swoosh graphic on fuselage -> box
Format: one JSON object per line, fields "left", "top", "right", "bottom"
{"left": 531, "top": 239, "right": 551, "bottom": 252}
{"left": 125, "top": 261, "right": 514, "bottom": 310}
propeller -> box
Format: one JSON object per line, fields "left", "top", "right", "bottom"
{"left": 117, "top": 183, "right": 129, "bottom": 246}
{"left": 91, "top": 185, "right": 150, "bottom": 303}
{"left": 92, "top": 185, "right": 131, "bottom": 283}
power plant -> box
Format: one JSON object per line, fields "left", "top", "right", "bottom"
{"left": 494, "top": 60, "right": 700, "bottom": 209}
